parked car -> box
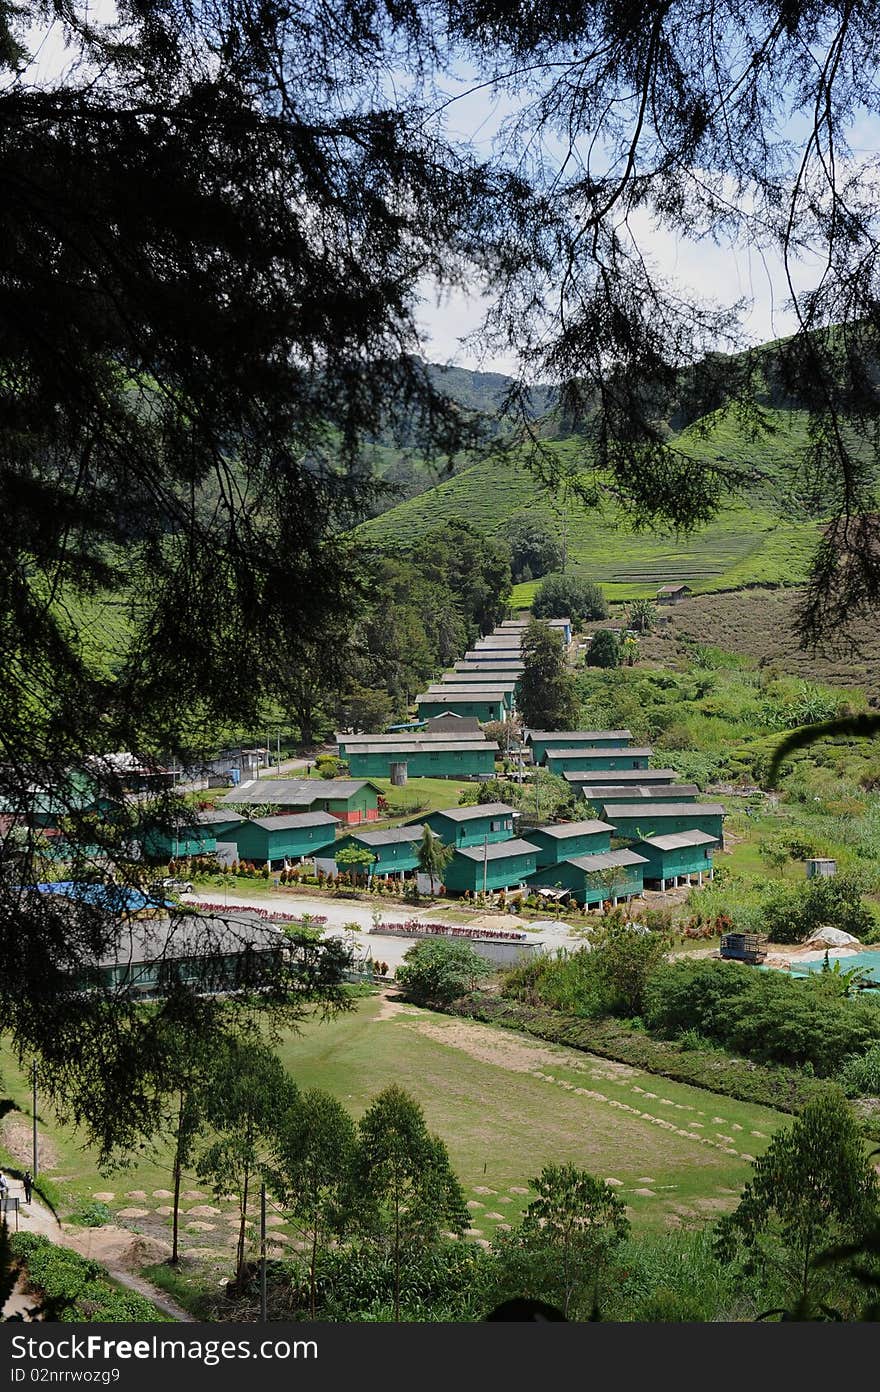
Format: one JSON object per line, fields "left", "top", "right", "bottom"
{"left": 148, "top": 876, "right": 194, "bottom": 896}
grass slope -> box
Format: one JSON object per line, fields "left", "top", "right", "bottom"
{"left": 1, "top": 998, "right": 783, "bottom": 1238}
{"left": 360, "top": 413, "right": 822, "bottom": 601}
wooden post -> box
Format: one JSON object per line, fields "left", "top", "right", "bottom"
{"left": 32, "top": 1062, "right": 38, "bottom": 1180}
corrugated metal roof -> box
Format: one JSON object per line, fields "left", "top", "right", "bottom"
{"left": 526, "top": 730, "right": 632, "bottom": 742}
{"left": 546, "top": 747, "right": 653, "bottom": 759}
{"left": 340, "top": 826, "right": 427, "bottom": 847}
{"left": 336, "top": 731, "right": 474, "bottom": 744}
{"left": 637, "top": 830, "right": 719, "bottom": 851}
{"left": 348, "top": 741, "right": 498, "bottom": 755}
{"left": 428, "top": 803, "right": 517, "bottom": 822}
{"left": 586, "top": 784, "right": 701, "bottom": 803}
{"left": 566, "top": 849, "right": 650, "bottom": 871}
{"left": 219, "top": 778, "right": 379, "bottom": 804}
{"left": 455, "top": 838, "right": 540, "bottom": 862}
{"left": 564, "top": 768, "right": 678, "bottom": 783}
{"left": 603, "top": 802, "right": 725, "bottom": 819}
{"left": 530, "top": 820, "right": 614, "bottom": 839}
{"left": 250, "top": 813, "right": 339, "bottom": 831}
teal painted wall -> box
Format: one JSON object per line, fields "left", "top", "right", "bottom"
{"left": 528, "top": 860, "right": 644, "bottom": 905}
{"left": 610, "top": 810, "right": 724, "bottom": 842}
{"left": 529, "top": 734, "right": 631, "bottom": 763}
{"left": 334, "top": 836, "right": 421, "bottom": 875}
{"left": 423, "top": 810, "right": 516, "bottom": 848}
{"left": 144, "top": 827, "right": 217, "bottom": 859}
{"left": 232, "top": 821, "right": 337, "bottom": 865}
{"left": 416, "top": 697, "right": 506, "bottom": 722}
{"left": 444, "top": 847, "right": 538, "bottom": 893}
{"left": 527, "top": 826, "right": 612, "bottom": 868}
{"left": 637, "top": 842, "right": 716, "bottom": 880}
{"left": 347, "top": 747, "right": 495, "bottom": 779}
{"left": 545, "top": 751, "right": 650, "bottom": 773}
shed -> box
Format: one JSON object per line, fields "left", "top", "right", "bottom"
{"left": 333, "top": 825, "right": 426, "bottom": 879}
{"left": 526, "top": 819, "right": 614, "bottom": 868}
{"left": 634, "top": 829, "right": 718, "bottom": 888}
{"left": 336, "top": 730, "right": 458, "bottom": 757}
{"left": 545, "top": 746, "right": 653, "bottom": 774}
{"left": 528, "top": 849, "right": 648, "bottom": 906}
{"left": 603, "top": 802, "right": 725, "bottom": 844}
{"left": 230, "top": 812, "right": 339, "bottom": 868}
{"left": 656, "top": 583, "right": 692, "bottom": 604}
{"left": 142, "top": 811, "right": 221, "bottom": 861}
{"left": 218, "top": 778, "right": 383, "bottom": 824}
{"left": 420, "top": 802, "right": 518, "bottom": 849}
{"left": 443, "top": 838, "right": 541, "bottom": 895}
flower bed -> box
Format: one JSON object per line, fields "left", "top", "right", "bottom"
{"left": 190, "top": 901, "right": 327, "bottom": 925}
{"left": 371, "top": 919, "right": 526, "bottom": 942}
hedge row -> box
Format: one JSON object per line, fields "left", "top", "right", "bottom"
{"left": 10, "top": 1233, "right": 165, "bottom": 1322}
{"left": 444, "top": 992, "right": 841, "bottom": 1119}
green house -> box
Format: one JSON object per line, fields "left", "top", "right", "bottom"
{"left": 415, "top": 693, "right": 508, "bottom": 722}
{"left": 528, "top": 849, "right": 648, "bottom": 906}
{"left": 419, "top": 802, "right": 518, "bottom": 849}
{"left": 526, "top": 819, "right": 614, "bottom": 868}
{"left": 603, "top": 802, "right": 725, "bottom": 844}
{"left": 230, "top": 813, "right": 339, "bottom": 868}
{"left": 634, "top": 830, "right": 718, "bottom": 888}
{"left": 334, "top": 826, "right": 426, "bottom": 878}
{"left": 219, "top": 778, "right": 383, "bottom": 824}
{"left": 142, "top": 820, "right": 218, "bottom": 861}
{"left": 545, "top": 747, "right": 653, "bottom": 775}
{"left": 526, "top": 730, "right": 632, "bottom": 765}
{"left": 443, "top": 838, "right": 540, "bottom": 895}
{"left": 422, "top": 683, "right": 516, "bottom": 712}
{"left": 346, "top": 740, "right": 497, "bottom": 780}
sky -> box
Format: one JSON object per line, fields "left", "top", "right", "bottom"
{"left": 15, "top": 6, "right": 879, "bottom": 380}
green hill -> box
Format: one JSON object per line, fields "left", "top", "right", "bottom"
{"left": 358, "top": 410, "right": 823, "bottom": 601}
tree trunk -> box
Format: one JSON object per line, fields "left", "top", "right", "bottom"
{"left": 310, "top": 1215, "right": 319, "bottom": 1320}
{"left": 237, "top": 1160, "right": 250, "bottom": 1288}
{"left": 170, "top": 1091, "right": 185, "bottom": 1265}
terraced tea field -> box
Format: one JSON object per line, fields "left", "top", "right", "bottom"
{"left": 361, "top": 434, "right": 820, "bottom": 602}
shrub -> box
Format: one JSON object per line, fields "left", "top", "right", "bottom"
{"left": 533, "top": 574, "right": 608, "bottom": 625}
{"left": 396, "top": 937, "right": 495, "bottom": 1003}
{"left": 68, "top": 1200, "right": 112, "bottom": 1229}
{"left": 11, "top": 1234, "right": 161, "bottom": 1321}
{"left": 585, "top": 629, "right": 620, "bottom": 669}
{"left": 839, "top": 1043, "right": 880, "bottom": 1096}
{"left": 759, "top": 872, "right": 875, "bottom": 945}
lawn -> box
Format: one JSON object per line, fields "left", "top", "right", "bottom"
{"left": 1, "top": 996, "right": 785, "bottom": 1247}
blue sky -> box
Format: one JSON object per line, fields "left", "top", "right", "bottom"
{"left": 16, "top": 7, "right": 880, "bottom": 379}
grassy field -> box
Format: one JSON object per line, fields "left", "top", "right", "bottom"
{"left": 0, "top": 997, "right": 784, "bottom": 1249}
{"left": 359, "top": 412, "right": 823, "bottom": 599}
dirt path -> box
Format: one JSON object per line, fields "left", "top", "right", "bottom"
{"left": 1, "top": 1189, "right": 195, "bottom": 1323}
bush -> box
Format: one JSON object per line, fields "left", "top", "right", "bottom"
{"left": 839, "top": 1043, "right": 880, "bottom": 1096}
{"left": 532, "top": 574, "right": 608, "bottom": 625}
{"left": 10, "top": 1234, "right": 162, "bottom": 1321}
{"left": 68, "top": 1200, "right": 112, "bottom": 1228}
{"left": 585, "top": 630, "right": 620, "bottom": 669}
{"left": 396, "top": 937, "right": 495, "bottom": 1003}
{"left": 644, "top": 959, "right": 880, "bottom": 1074}
{"left": 759, "top": 872, "right": 875, "bottom": 945}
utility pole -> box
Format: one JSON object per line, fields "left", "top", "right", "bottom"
{"left": 32, "top": 1061, "right": 38, "bottom": 1179}
{"left": 483, "top": 834, "right": 488, "bottom": 897}
{"left": 260, "top": 1182, "right": 267, "bottom": 1322}
{"left": 276, "top": 729, "right": 281, "bottom": 773}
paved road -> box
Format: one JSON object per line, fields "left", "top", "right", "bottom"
{"left": 181, "top": 890, "right": 581, "bottom": 967}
